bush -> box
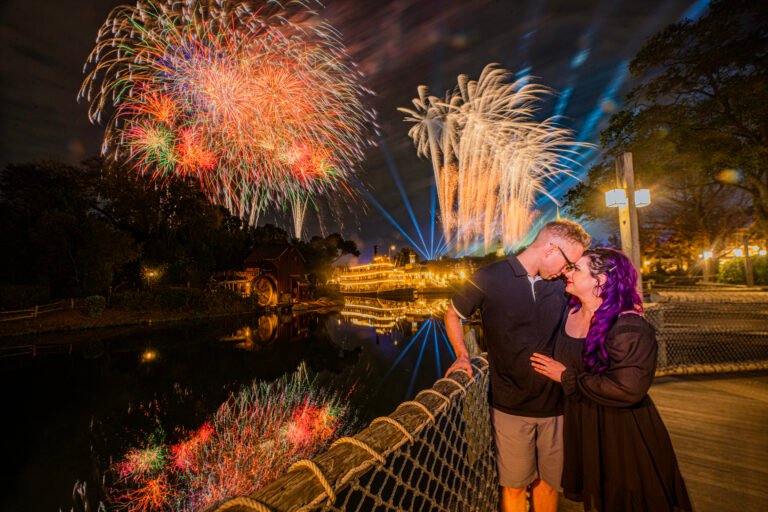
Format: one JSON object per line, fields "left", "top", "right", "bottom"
{"left": 154, "top": 288, "right": 206, "bottom": 312}
{"left": 85, "top": 295, "right": 107, "bottom": 317}
{"left": 109, "top": 288, "right": 245, "bottom": 313}
{"left": 718, "top": 256, "right": 768, "bottom": 285}
{"left": 0, "top": 285, "right": 51, "bottom": 309}
{"left": 110, "top": 291, "right": 153, "bottom": 311}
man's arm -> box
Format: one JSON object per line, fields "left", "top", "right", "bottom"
{"left": 444, "top": 304, "right": 473, "bottom": 377}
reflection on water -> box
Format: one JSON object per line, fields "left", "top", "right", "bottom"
{"left": 2, "top": 297, "right": 479, "bottom": 512}
{"left": 339, "top": 296, "right": 450, "bottom": 334}
{"left": 218, "top": 313, "right": 311, "bottom": 349}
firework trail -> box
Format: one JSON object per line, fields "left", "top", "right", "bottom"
{"left": 80, "top": 0, "right": 375, "bottom": 227}
{"left": 400, "top": 63, "right": 588, "bottom": 255}
{"left": 106, "top": 366, "right": 351, "bottom": 511}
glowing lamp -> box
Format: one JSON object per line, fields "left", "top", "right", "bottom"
{"left": 634, "top": 189, "right": 651, "bottom": 208}
{"left": 605, "top": 189, "right": 628, "bottom": 208}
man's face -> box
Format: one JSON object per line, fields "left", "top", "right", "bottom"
{"left": 540, "top": 240, "right": 585, "bottom": 280}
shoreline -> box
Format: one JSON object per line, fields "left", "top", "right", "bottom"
{"left": 0, "top": 297, "right": 344, "bottom": 340}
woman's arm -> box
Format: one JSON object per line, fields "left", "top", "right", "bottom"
{"left": 564, "top": 319, "right": 657, "bottom": 407}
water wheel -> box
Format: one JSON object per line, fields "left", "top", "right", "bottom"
{"left": 253, "top": 276, "right": 278, "bottom": 307}
{"left": 256, "top": 314, "right": 279, "bottom": 343}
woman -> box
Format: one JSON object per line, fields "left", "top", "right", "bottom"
{"left": 530, "top": 248, "right": 692, "bottom": 511}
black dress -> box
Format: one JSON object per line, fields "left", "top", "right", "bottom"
{"left": 557, "top": 312, "right": 692, "bottom": 512}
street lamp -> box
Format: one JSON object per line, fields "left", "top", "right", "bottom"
{"left": 605, "top": 153, "right": 650, "bottom": 295}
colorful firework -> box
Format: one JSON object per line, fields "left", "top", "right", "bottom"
{"left": 80, "top": 0, "right": 375, "bottom": 227}
{"left": 400, "top": 64, "right": 589, "bottom": 255}
{"left": 105, "top": 366, "right": 352, "bottom": 511}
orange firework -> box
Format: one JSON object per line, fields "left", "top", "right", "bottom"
{"left": 80, "top": 0, "right": 375, "bottom": 230}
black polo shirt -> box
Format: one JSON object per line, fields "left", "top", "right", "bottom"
{"left": 451, "top": 255, "right": 567, "bottom": 417}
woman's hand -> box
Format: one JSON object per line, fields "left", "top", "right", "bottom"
{"left": 530, "top": 353, "right": 566, "bottom": 383}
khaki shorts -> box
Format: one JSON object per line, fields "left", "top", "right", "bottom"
{"left": 491, "top": 408, "right": 563, "bottom": 490}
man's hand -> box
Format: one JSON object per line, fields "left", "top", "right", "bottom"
{"left": 445, "top": 353, "right": 473, "bottom": 378}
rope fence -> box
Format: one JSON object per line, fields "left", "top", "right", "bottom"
{"left": 213, "top": 355, "right": 498, "bottom": 512}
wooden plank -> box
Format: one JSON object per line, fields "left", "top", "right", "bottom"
{"left": 559, "top": 372, "right": 768, "bottom": 511}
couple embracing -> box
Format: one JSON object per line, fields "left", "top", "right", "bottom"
{"left": 445, "top": 220, "right": 692, "bottom": 512}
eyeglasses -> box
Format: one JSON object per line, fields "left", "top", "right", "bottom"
{"left": 552, "top": 244, "right": 576, "bottom": 272}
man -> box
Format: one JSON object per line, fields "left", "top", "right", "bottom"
{"left": 444, "top": 220, "right": 590, "bottom": 512}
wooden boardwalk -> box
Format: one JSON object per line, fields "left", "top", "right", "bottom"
{"left": 559, "top": 371, "right": 768, "bottom": 512}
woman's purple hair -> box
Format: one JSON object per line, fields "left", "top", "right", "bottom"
{"left": 569, "top": 248, "right": 643, "bottom": 373}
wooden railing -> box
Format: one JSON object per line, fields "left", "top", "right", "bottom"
{"left": 0, "top": 299, "right": 73, "bottom": 322}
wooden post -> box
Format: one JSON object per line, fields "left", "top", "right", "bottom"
{"left": 743, "top": 236, "right": 754, "bottom": 286}
{"left": 616, "top": 153, "right": 644, "bottom": 295}
{"left": 33, "top": 305, "right": 39, "bottom": 318}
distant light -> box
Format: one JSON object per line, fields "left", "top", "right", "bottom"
{"left": 703, "top": 251, "right": 713, "bottom": 259}
{"left": 141, "top": 349, "right": 158, "bottom": 363}
{"left": 634, "top": 189, "right": 651, "bottom": 208}
{"left": 733, "top": 249, "right": 744, "bottom": 257}
{"left": 605, "top": 189, "right": 628, "bottom": 208}
{"left": 760, "top": 250, "right": 767, "bottom": 256}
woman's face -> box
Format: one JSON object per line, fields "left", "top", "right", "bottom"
{"left": 564, "top": 255, "right": 600, "bottom": 299}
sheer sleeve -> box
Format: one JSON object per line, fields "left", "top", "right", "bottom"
{"left": 574, "top": 317, "right": 657, "bottom": 407}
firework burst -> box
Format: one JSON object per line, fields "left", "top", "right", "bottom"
{"left": 400, "top": 63, "right": 589, "bottom": 254}
{"left": 80, "top": 0, "right": 375, "bottom": 227}
{"left": 105, "top": 366, "right": 352, "bottom": 511}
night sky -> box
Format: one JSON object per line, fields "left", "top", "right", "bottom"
{"left": 0, "top": 0, "right": 707, "bottom": 261}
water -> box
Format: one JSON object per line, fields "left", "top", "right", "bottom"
{"left": 1, "top": 297, "right": 465, "bottom": 511}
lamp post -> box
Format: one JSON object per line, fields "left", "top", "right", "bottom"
{"left": 605, "top": 152, "right": 650, "bottom": 295}
{"left": 147, "top": 270, "right": 156, "bottom": 290}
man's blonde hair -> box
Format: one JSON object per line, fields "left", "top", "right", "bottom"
{"left": 536, "top": 219, "right": 591, "bottom": 248}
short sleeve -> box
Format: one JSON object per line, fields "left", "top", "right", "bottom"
{"left": 450, "top": 267, "right": 489, "bottom": 319}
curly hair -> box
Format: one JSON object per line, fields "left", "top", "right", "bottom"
{"left": 569, "top": 248, "right": 643, "bottom": 373}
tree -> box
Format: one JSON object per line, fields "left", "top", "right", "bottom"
{"left": 299, "top": 234, "right": 360, "bottom": 283}
{"left": 566, "top": 0, "right": 765, "bottom": 263}
{"left": 602, "top": 0, "right": 766, "bottom": 231}
{"left": 0, "top": 161, "right": 140, "bottom": 295}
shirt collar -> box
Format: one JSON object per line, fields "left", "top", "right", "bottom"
{"left": 507, "top": 254, "right": 530, "bottom": 278}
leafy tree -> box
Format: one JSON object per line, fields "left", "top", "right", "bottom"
{"left": 566, "top": 0, "right": 765, "bottom": 263}
{"left": 0, "top": 161, "right": 139, "bottom": 296}
{"left": 299, "top": 233, "right": 360, "bottom": 283}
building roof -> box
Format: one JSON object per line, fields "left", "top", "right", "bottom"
{"left": 244, "top": 244, "right": 306, "bottom": 265}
